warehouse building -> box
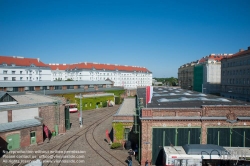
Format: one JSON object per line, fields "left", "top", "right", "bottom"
{"left": 135, "top": 87, "right": 250, "bottom": 165}
{"left": 0, "top": 92, "right": 66, "bottom": 151}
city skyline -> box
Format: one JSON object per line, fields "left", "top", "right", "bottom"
{"left": 1, "top": 0, "right": 250, "bottom": 77}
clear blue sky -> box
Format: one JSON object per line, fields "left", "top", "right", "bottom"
{"left": 1, "top": 0, "right": 250, "bottom": 78}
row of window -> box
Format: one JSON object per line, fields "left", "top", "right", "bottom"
{"left": 222, "top": 69, "right": 250, "bottom": 76}
{"left": 222, "top": 59, "right": 250, "bottom": 68}
{"left": 224, "top": 78, "right": 250, "bottom": 85}
{"left": 2, "top": 70, "right": 42, "bottom": 74}
{"left": 3, "top": 77, "right": 41, "bottom": 81}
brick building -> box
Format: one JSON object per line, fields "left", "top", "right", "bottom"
{"left": 0, "top": 92, "right": 66, "bottom": 151}
{"left": 136, "top": 87, "right": 250, "bottom": 165}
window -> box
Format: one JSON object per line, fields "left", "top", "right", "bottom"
{"left": 12, "top": 71, "right": 15, "bottom": 74}
{"left": 12, "top": 77, "right": 16, "bottom": 81}
{"left": 3, "top": 70, "right": 7, "bottom": 74}
{"left": 20, "top": 77, "right": 23, "bottom": 81}
{"left": 4, "top": 77, "right": 8, "bottom": 81}
{"left": 124, "top": 128, "right": 130, "bottom": 140}
{"left": 20, "top": 71, "right": 23, "bottom": 74}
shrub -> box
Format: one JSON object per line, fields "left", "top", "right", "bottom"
{"left": 110, "top": 142, "right": 122, "bottom": 149}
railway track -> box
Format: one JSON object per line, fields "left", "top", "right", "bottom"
{"left": 4, "top": 106, "right": 122, "bottom": 166}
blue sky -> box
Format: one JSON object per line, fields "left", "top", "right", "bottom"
{"left": 1, "top": 0, "right": 250, "bottom": 78}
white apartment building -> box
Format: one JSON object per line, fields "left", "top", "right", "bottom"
{"left": 0, "top": 56, "right": 51, "bottom": 82}
{"left": 0, "top": 56, "right": 153, "bottom": 89}
{"left": 49, "top": 62, "right": 152, "bottom": 88}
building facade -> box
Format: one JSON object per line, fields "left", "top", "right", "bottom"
{"left": 178, "top": 61, "right": 198, "bottom": 90}
{"left": 49, "top": 63, "right": 152, "bottom": 89}
{"left": 221, "top": 47, "right": 250, "bottom": 102}
{"left": 0, "top": 56, "right": 153, "bottom": 89}
{"left": 193, "top": 54, "right": 230, "bottom": 94}
{"left": 0, "top": 56, "right": 51, "bottom": 82}
{"left": 179, "top": 54, "right": 230, "bottom": 94}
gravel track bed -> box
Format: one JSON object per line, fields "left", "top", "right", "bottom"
{"left": 1, "top": 106, "right": 141, "bottom": 166}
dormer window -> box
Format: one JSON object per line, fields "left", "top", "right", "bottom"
{"left": 30, "top": 64, "right": 35, "bottom": 67}
{"left": 11, "top": 63, "right": 16, "bottom": 67}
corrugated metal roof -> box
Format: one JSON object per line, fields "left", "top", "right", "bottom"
{"left": 0, "top": 80, "right": 112, "bottom": 87}
{"left": 0, "top": 119, "right": 41, "bottom": 132}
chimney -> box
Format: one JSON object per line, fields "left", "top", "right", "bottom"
{"left": 239, "top": 49, "right": 244, "bottom": 52}
{"left": 37, "top": 58, "right": 40, "bottom": 62}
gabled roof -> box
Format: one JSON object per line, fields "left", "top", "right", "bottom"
{"left": 0, "top": 56, "right": 48, "bottom": 67}
{"left": 48, "top": 62, "right": 151, "bottom": 73}
{"left": 0, "top": 91, "right": 18, "bottom": 103}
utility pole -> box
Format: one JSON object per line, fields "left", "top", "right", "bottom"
{"left": 80, "top": 93, "right": 83, "bottom": 128}
{"left": 75, "top": 93, "right": 83, "bottom": 128}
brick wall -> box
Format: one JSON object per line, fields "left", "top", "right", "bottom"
{"left": 140, "top": 105, "right": 250, "bottom": 164}
{"left": 0, "top": 125, "right": 43, "bottom": 150}
{"left": 35, "top": 86, "right": 40, "bottom": 91}
{"left": 39, "top": 104, "right": 65, "bottom": 134}
{"left": 8, "top": 110, "right": 12, "bottom": 122}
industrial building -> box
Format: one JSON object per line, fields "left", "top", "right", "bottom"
{"left": 0, "top": 80, "right": 114, "bottom": 93}
{"left": 134, "top": 87, "right": 250, "bottom": 165}
{"left": 221, "top": 46, "right": 250, "bottom": 102}
{"left": 0, "top": 92, "right": 67, "bottom": 151}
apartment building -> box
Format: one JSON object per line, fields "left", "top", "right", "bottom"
{"left": 178, "top": 61, "right": 198, "bottom": 90}
{"left": 0, "top": 56, "right": 153, "bottom": 89}
{"left": 193, "top": 54, "right": 230, "bottom": 94}
{"left": 221, "top": 47, "right": 250, "bottom": 102}
{"left": 0, "top": 56, "right": 51, "bottom": 81}
{"left": 178, "top": 54, "right": 231, "bottom": 94}
{"left": 49, "top": 63, "right": 152, "bottom": 89}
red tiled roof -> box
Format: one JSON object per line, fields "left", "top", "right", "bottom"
{"left": 225, "top": 49, "right": 250, "bottom": 59}
{"left": 49, "top": 62, "right": 151, "bottom": 73}
{"left": 48, "top": 64, "right": 71, "bottom": 70}
{"left": 199, "top": 55, "right": 226, "bottom": 63}
{"left": 0, "top": 56, "right": 48, "bottom": 67}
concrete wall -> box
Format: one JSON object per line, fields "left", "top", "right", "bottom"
{"left": 12, "top": 108, "right": 39, "bottom": 122}
{"left": 0, "top": 111, "right": 8, "bottom": 124}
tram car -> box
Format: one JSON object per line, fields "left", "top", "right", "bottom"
{"left": 162, "top": 144, "right": 250, "bottom": 166}
{"left": 66, "top": 103, "right": 78, "bottom": 113}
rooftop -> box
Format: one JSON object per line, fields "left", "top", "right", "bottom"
{"left": 0, "top": 92, "right": 65, "bottom": 111}
{"left": 0, "top": 119, "right": 41, "bottom": 132}
{"left": 0, "top": 80, "right": 113, "bottom": 87}
{"left": 137, "top": 87, "right": 249, "bottom": 108}
{"left": 114, "top": 98, "right": 135, "bottom": 116}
